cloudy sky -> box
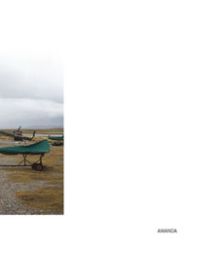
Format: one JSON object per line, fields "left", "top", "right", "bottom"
{"left": 0, "top": 55, "right": 63, "bottom": 129}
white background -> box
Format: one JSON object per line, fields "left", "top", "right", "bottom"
{"left": 1, "top": 0, "right": 220, "bottom": 279}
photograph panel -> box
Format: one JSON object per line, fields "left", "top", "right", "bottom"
{"left": 0, "top": 54, "right": 63, "bottom": 214}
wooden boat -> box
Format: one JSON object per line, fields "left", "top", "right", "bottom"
{"left": 0, "top": 140, "right": 50, "bottom": 171}
{"left": 0, "top": 128, "right": 36, "bottom": 141}
{"left": 48, "top": 135, "right": 64, "bottom": 141}
{"left": 0, "top": 139, "right": 50, "bottom": 154}
{"left": 48, "top": 135, "right": 64, "bottom": 146}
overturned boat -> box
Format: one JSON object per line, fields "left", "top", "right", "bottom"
{"left": 0, "top": 140, "right": 50, "bottom": 171}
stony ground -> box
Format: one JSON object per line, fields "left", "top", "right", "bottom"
{"left": 0, "top": 170, "right": 46, "bottom": 214}
{"left": 0, "top": 135, "right": 63, "bottom": 215}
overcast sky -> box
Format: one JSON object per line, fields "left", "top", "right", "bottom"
{"left": 0, "top": 55, "right": 63, "bottom": 129}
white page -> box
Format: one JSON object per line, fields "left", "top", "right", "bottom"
{"left": 71, "top": 0, "right": 220, "bottom": 279}
{"left": 0, "top": 0, "right": 219, "bottom": 279}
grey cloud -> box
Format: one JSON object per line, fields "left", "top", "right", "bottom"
{"left": 0, "top": 57, "right": 63, "bottom": 128}
{"left": 0, "top": 62, "right": 63, "bottom": 103}
{"left": 0, "top": 98, "right": 63, "bottom": 128}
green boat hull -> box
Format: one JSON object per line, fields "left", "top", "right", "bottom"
{"left": 48, "top": 135, "right": 64, "bottom": 141}
{"left": 0, "top": 140, "right": 50, "bottom": 155}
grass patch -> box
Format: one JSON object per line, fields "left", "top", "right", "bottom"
{"left": 16, "top": 187, "right": 63, "bottom": 214}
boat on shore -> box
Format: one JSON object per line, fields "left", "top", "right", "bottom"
{"left": 48, "top": 135, "right": 64, "bottom": 141}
